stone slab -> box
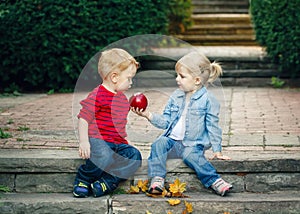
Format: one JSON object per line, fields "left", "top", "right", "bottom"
{"left": 1, "top": 192, "right": 300, "bottom": 214}
{"left": 112, "top": 192, "right": 300, "bottom": 214}
{"left": 1, "top": 149, "right": 300, "bottom": 174}
{"left": 0, "top": 193, "right": 109, "bottom": 214}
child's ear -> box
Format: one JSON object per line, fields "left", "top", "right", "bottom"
{"left": 110, "top": 72, "right": 119, "bottom": 83}
{"left": 195, "top": 77, "right": 201, "bottom": 85}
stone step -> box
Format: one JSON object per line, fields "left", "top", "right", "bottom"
{"left": 193, "top": 8, "right": 249, "bottom": 14}
{"left": 192, "top": 0, "right": 249, "bottom": 14}
{"left": 178, "top": 14, "right": 257, "bottom": 46}
{"left": 183, "top": 24, "right": 255, "bottom": 35}
{"left": 134, "top": 46, "right": 280, "bottom": 86}
{"left": 175, "top": 34, "right": 257, "bottom": 46}
{"left": 139, "top": 50, "right": 275, "bottom": 72}
{"left": 191, "top": 14, "right": 252, "bottom": 25}
{"left": 0, "top": 149, "right": 299, "bottom": 194}
{"left": 1, "top": 192, "right": 300, "bottom": 214}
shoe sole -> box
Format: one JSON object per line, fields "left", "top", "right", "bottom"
{"left": 73, "top": 191, "right": 89, "bottom": 198}
{"left": 148, "top": 186, "right": 163, "bottom": 194}
{"left": 220, "top": 186, "right": 233, "bottom": 197}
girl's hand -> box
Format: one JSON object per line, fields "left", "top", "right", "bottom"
{"left": 210, "top": 152, "right": 231, "bottom": 160}
{"left": 131, "top": 107, "right": 152, "bottom": 120}
{"left": 79, "top": 141, "right": 90, "bottom": 159}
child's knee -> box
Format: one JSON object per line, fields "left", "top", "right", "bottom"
{"left": 151, "top": 136, "right": 169, "bottom": 149}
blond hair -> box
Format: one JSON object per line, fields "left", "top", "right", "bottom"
{"left": 175, "top": 51, "right": 222, "bottom": 84}
{"left": 98, "top": 48, "right": 138, "bottom": 79}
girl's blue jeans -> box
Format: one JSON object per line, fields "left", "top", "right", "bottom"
{"left": 75, "top": 138, "right": 142, "bottom": 191}
{"left": 148, "top": 136, "right": 220, "bottom": 188}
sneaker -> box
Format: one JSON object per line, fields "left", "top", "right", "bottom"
{"left": 148, "top": 176, "right": 165, "bottom": 194}
{"left": 91, "top": 179, "right": 110, "bottom": 197}
{"left": 73, "top": 181, "right": 90, "bottom": 198}
{"left": 211, "top": 178, "right": 233, "bottom": 196}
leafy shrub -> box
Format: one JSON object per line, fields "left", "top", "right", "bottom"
{"left": 0, "top": 0, "right": 170, "bottom": 92}
{"left": 250, "top": 0, "right": 300, "bottom": 77}
{"left": 168, "top": 0, "right": 193, "bottom": 34}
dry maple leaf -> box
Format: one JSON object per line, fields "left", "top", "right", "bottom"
{"left": 128, "top": 185, "right": 140, "bottom": 194}
{"left": 137, "top": 179, "right": 148, "bottom": 192}
{"left": 168, "top": 199, "right": 181, "bottom": 206}
{"left": 169, "top": 178, "right": 186, "bottom": 197}
{"left": 184, "top": 201, "right": 193, "bottom": 213}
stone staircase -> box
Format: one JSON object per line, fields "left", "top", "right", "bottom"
{"left": 136, "top": 46, "right": 282, "bottom": 88}
{"left": 1, "top": 149, "right": 300, "bottom": 213}
{"left": 175, "top": 0, "right": 258, "bottom": 46}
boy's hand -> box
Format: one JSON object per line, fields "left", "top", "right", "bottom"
{"left": 131, "top": 107, "right": 152, "bottom": 120}
{"left": 79, "top": 141, "right": 90, "bottom": 159}
{"left": 209, "top": 152, "right": 231, "bottom": 160}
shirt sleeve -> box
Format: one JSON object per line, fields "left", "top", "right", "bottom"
{"left": 149, "top": 96, "right": 174, "bottom": 130}
{"left": 205, "top": 94, "right": 222, "bottom": 153}
{"left": 77, "top": 88, "right": 98, "bottom": 123}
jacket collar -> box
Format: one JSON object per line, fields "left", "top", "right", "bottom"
{"left": 175, "top": 87, "right": 207, "bottom": 100}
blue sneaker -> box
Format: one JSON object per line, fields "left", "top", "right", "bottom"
{"left": 73, "top": 181, "right": 90, "bottom": 198}
{"left": 91, "top": 179, "right": 111, "bottom": 197}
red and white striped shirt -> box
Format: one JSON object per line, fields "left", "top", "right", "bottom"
{"left": 78, "top": 85, "right": 129, "bottom": 144}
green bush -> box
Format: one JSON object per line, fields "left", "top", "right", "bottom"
{"left": 0, "top": 0, "right": 170, "bottom": 92}
{"left": 168, "top": 0, "right": 193, "bottom": 34}
{"left": 250, "top": 0, "right": 300, "bottom": 77}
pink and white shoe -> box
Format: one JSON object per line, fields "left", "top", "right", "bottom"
{"left": 211, "top": 178, "right": 233, "bottom": 196}
{"left": 148, "top": 176, "right": 165, "bottom": 194}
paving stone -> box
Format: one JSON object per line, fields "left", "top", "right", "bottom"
{"left": 229, "top": 134, "right": 263, "bottom": 146}
{"left": 265, "top": 134, "right": 300, "bottom": 146}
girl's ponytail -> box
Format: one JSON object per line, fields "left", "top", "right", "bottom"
{"left": 208, "top": 61, "right": 223, "bottom": 83}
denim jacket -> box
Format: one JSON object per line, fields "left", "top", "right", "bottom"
{"left": 150, "top": 87, "right": 222, "bottom": 152}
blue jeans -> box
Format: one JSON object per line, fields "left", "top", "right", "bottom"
{"left": 75, "top": 138, "right": 142, "bottom": 191}
{"left": 148, "top": 136, "right": 220, "bottom": 188}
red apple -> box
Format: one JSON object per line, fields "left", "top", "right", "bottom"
{"left": 129, "top": 92, "right": 148, "bottom": 111}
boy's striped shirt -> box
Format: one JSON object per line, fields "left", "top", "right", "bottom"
{"left": 78, "top": 85, "right": 129, "bottom": 144}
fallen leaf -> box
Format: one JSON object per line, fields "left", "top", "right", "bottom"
{"left": 128, "top": 185, "right": 140, "bottom": 194}
{"left": 168, "top": 199, "right": 181, "bottom": 206}
{"left": 169, "top": 178, "right": 186, "bottom": 197}
{"left": 137, "top": 179, "right": 148, "bottom": 192}
{"left": 184, "top": 201, "right": 193, "bottom": 213}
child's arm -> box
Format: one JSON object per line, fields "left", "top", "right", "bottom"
{"left": 210, "top": 152, "right": 231, "bottom": 160}
{"left": 131, "top": 107, "right": 152, "bottom": 120}
{"left": 206, "top": 94, "right": 231, "bottom": 160}
{"left": 78, "top": 117, "right": 90, "bottom": 159}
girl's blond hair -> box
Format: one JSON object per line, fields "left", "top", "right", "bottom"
{"left": 175, "top": 51, "right": 222, "bottom": 84}
{"left": 98, "top": 48, "right": 138, "bottom": 79}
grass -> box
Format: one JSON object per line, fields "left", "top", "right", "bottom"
{"left": 0, "top": 128, "right": 12, "bottom": 139}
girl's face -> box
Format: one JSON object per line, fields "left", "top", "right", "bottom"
{"left": 175, "top": 66, "right": 200, "bottom": 93}
{"left": 115, "top": 64, "right": 137, "bottom": 92}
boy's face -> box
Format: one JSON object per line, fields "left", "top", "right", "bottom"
{"left": 115, "top": 64, "right": 137, "bottom": 92}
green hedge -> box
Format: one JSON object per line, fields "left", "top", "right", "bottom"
{"left": 0, "top": 0, "right": 173, "bottom": 92}
{"left": 250, "top": 0, "right": 300, "bottom": 77}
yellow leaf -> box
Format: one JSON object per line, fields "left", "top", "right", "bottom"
{"left": 169, "top": 178, "right": 186, "bottom": 195}
{"left": 145, "top": 211, "right": 152, "bottom": 214}
{"left": 184, "top": 201, "right": 193, "bottom": 213}
{"left": 137, "top": 179, "right": 148, "bottom": 192}
{"left": 168, "top": 199, "right": 181, "bottom": 206}
{"left": 167, "top": 211, "right": 173, "bottom": 214}
{"left": 129, "top": 185, "right": 140, "bottom": 194}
